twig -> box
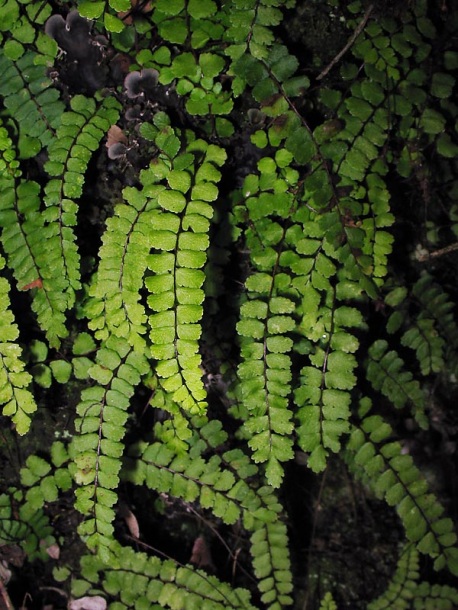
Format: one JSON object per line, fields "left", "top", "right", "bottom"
{"left": 317, "top": 4, "right": 375, "bottom": 81}
{"left": 0, "top": 579, "right": 15, "bottom": 610}
{"left": 417, "top": 241, "right": 458, "bottom": 262}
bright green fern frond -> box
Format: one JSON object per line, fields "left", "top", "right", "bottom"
{"left": 77, "top": 542, "right": 257, "bottom": 610}
{"left": 346, "top": 413, "right": 458, "bottom": 576}
{"left": 0, "top": 124, "right": 72, "bottom": 345}
{"left": 232, "top": 156, "right": 298, "bottom": 487}
{"left": 71, "top": 335, "right": 150, "bottom": 562}
{"left": 143, "top": 134, "right": 226, "bottom": 415}
{"left": 249, "top": 515, "right": 293, "bottom": 609}
{"left": 319, "top": 592, "right": 337, "bottom": 610}
{"left": 40, "top": 95, "right": 121, "bottom": 320}
{"left": 366, "top": 339, "right": 428, "bottom": 429}
{"left": 0, "top": 174, "right": 70, "bottom": 346}
{"left": 0, "top": 253, "right": 37, "bottom": 434}
{"left": 87, "top": 184, "right": 162, "bottom": 351}
{"left": 124, "top": 438, "right": 293, "bottom": 610}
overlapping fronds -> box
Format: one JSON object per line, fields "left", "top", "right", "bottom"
{"left": 0, "top": 1, "right": 457, "bottom": 609}
{"left": 124, "top": 429, "right": 293, "bottom": 609}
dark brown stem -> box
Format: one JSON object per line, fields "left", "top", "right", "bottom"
{"left": 317, "top": 4, "right": 375, "bottom": 81}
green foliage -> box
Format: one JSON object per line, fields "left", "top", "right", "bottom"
{"left": 0, "top": 491, "right": 54, "bottom": 560}
{"left": 368, "top": 544, "right": 458, "bottom": 610}
{"left": 74, "top": 541, "right": 256, "bottom": 609}
{"left": 0, "top": 253, "right": 37, "bottom": 433}
{"left": 346, "top": 410, "right": 458, "bottom": 575}
{"left": 366, "top": 340, "right": 428, "bottom": 429}
{"left": 320, "top": 592, "right": 337, "bottom": 610}
{"left": 0, "top": 1, "right": 457, "bottom": 609}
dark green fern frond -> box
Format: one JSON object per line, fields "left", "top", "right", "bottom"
{"left": 366, "top": 543, "right": 458, "bottom": 610}
{"left": 413, "top": 582, "right": 458, "bottom": 610}
{"left": 346, "top": 411, "right": 458, "bottom": 576}
{"left": 367, "top": 543, "right": 419, "bottom": 610}
{"left": 150, "top": 0, "right": 224, "bottom": 48}
{"left": 20, "top": 449, "right": 72, "bottom": 510}
{"left": 0, "top": 491, "right": 54, "bottom": 561}
{"left": 384, "top": 278, "right": 449, "bottom": 378}
{"left": 366, "top": 340, "right": 428, "bottom": 429}
{"left": 409, "top": 274, "right": 457, "bottom": 376}
{"left": 0, "top": 50, "right": 63, "bottom": 158}
{"left": 223, "top": 0, "right": 292, "bottom": 63}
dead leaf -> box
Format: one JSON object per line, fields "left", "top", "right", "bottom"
{"left": 118, "top": 0, "right": 153, "bottom": 25}
{"left": 190, "top": 536, "right": 215, "bottom": 571}
{"left": 20, "top": 278, "right": 43, "bottom": 291}
{"left": 106, "top": 125, "right": 128, "bottom": 148}
{"left": 118, "top": 502, "right": 140, "bottom": 539}
{"left": 45, "top": 543, "right": 60, "bottom": 560}
{"left": 68, "top": 596, "right": 107, "bottom": 610}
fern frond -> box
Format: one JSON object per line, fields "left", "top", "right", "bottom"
{"left": 232, "top": 155, "right": 298, "bottom": 487}
{"left": 20, "top": 448, "right": 72, "bottom": 510}
{"left": 410, "top": 274, "right": 458, "bottom": 375}
{"left": 0, "top": 253, "right": 37, "bottom": 434}
{"left": 43, "top": 94, "right": 121, "bottom": 310}
{"left": 385, "top": 274, "right": 458, "bottom": 378}
{"left": 401, "top": 319, "right": 445, "bottom": 377}
{"left": 150, "top": 0, "right": 225, "bottom": 48}
{"left": 367, "top": 542, "right": 458, "bottom": 610}
{"left": 346, "top": 413, "right": 458, "bottom": 576}
{"left": 0, "top": 173, "right": 70, "bottom": 346}
{"left": 366, "top": 340, "right": 428, "bottom": 429}
{"left": 319, "top": 592, "right": 337, "bottom": 610}
{"left": 0, "top": 491, "right": 54, "bottom": 561}
{"left": 143, "top": 131, "right": 226, "bottom": 415}
{"left": 0, "top": 50, "right": 63, "bottom": 157}
{"left": 86, "top": 182, "right": 161, "bottom": 351}
{"left": 367, "top": 543, "right": 419, "bottom": 610}
{"left": 71, "top": 335, "right": 150, "bottom": 562}
{"left": 124, "top": 431, "right": 293, "bottom": 609}
{"left": 0, "top": 118, "right": 74, "bottom": 345}
{"left": 77, "top": 542, "right": 257, "bottom": 610}
{"left": 223, "top": 1, "right": 291, "bottom": 63}
{"left": 413, "top": 582, "right": 458, "bottom": 610}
